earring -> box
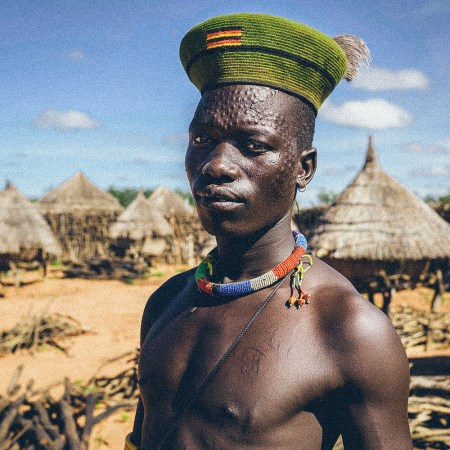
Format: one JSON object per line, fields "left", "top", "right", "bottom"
{"left": 298, "top": 185, "right": 306, "bottom": 192}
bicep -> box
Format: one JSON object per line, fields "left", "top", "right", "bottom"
{"left": 338, "top": 305, "right": 412, "bottom": 449}
{"left": 340, "top": 383, "right": 412, "bottom": 450}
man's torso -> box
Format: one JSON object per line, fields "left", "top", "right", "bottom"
{"left": 138, "top": 262, "right": 352, "bottom": 449}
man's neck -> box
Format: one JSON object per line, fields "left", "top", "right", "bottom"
{"left": 214, "top": 214, "right": 296, "bottom": 283}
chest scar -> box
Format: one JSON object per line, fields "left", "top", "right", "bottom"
{"left": 239, "top": 347, "right": 265, "bottom": 375}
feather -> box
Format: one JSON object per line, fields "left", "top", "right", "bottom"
{"left": 332, "top": 34, "right": 370, "bottom": 81}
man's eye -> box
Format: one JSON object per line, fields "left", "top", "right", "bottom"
{"left": 191, "top": 135, "right": 210, "bottom": 146}
{"left": 245, "top": 141, "right": 269, "bottom": 153}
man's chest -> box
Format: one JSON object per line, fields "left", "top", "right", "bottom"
{"left": 139, "top": 299, "right": 341, "bottom": 432}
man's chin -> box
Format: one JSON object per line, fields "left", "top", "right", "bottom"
{"left": 199, "top": 216, "right": 262, "bottom": 240}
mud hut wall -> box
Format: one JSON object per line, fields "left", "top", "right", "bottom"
{"left": 43, "top": 210, "right": 121, "bottom": 261}
{"left": 160, "top": 212, "right": 212, "bottom": 266}
{"left": 323, "top": 257, "right": 447, "bottom": 290}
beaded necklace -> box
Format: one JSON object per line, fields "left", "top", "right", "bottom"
{"left": 195, "top": 230, "right": 312, "bottom": 308}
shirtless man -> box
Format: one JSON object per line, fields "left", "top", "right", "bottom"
{"left": 127, "top": 13, "right": 412, "bottom": 449}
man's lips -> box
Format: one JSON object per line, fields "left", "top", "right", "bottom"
{"left": 195, "top": 188, "right": 244, "bottom": 210}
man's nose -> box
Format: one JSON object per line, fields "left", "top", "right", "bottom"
{"left": 201, "top": 142, "right": 239, "bottom": 180}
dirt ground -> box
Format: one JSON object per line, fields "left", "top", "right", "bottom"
{"left": 0, "top": 269, "right": 448, "bottom": 449}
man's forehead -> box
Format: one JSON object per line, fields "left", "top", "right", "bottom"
{"left": 192, "top": 84, "right": 297, "bottom": 128}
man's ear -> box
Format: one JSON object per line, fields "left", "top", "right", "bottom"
{"left": 296, "top": 147, "right": 317, "bottom": 189}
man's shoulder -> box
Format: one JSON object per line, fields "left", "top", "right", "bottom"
{"left": 153, "top": 268, "right": 197, "bottom": 298}
{"left": 309, "top": 257, "right": 409, "bottom": 388}
{"left": 140, "top": 268, "right": 197, "bottom": 342}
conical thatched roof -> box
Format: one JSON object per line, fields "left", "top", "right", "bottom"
{"left": 148, "top": 187, "right": 193, "bottom": 218}
{"left": 39, "top": 172, "right": 122, "bottom": 214}
{"left": 0, "top": 183, "right": 61, "bottom": 256}
{"left": 309, "top": 137, "right": 450, "bottom": 261}
{"left": 110, "top": 191, "right": 173, "bottom": 240}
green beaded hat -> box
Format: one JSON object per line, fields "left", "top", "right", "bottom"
{"left": 180, "top": 13, "right": 369, "bottom": 114}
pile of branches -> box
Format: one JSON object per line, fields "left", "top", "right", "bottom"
{"left": 63, "top": 257, "right": 149, "bottom": 282}
{"left": 390, "top": 305, "right": 449, "bottom": 352}
{"left": 0, "top": 355, "right": 138, "bottom": 450}
{"left": 87, "top": 351, "right": 139, "bottom": 401}
{"left": 409, "top": 377, "right": 450, "bottom": 449}
{"left": 0, "top": 312, "right": 92, "bottom": 356}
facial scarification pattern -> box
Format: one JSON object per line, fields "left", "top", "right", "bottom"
{"left": 194, "top": 85, "right": 302, "bottom": 198}
{"left": 187, "top": 84, "right": 315, "bottom": 237}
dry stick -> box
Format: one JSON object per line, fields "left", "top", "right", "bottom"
{"left": 57, "top": 381, "right": 81, "bottom": 450}
{"left": 91, "top": 402, "right": 135, "bottom": 425}
{"left": 410, "top": 377, "right": 450, "bottom": 393}
{"left": 431, "top": 269, "right": 445, "bottom": 312}
{"left": 0, "top": 393, "right": 27, "bottom": 441}
{"left": 0, "top": 397, "right": 10, "bottom": 415}
{"left": 80, "top": 393, "right": 96, "bottom": 449}
{"left": 409, "top": 395, "right": 449, "bottom": 408}
{"left": 33, "top": 400, "right": 61, "bottom": 442}
{"left": 30, "top": 416, "right": 58, "bottom": 450}
{"left": 409, "top": 403, "right": 450, "bottom": 415}
{"left": 92, "top": 350, "right": 134, "bottom": 377}
{"left": 6, "top": 365, "right": 23, "bottom": 397}
{"left": 0, "top": 419, "right": 33, "bottom": 450}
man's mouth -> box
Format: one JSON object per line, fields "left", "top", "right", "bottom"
{"left": 195, "top": 189, "right": 243, "bottom": 210}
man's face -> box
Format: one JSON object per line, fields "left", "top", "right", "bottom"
{"left": 185, "top": 85, "right": 305, "bottom": 237}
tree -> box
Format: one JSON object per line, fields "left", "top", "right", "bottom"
{"left": 317, "top": 190, "right": 336, "bottom": 206}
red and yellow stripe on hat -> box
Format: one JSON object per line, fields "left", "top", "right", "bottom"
{"left": 206, "top": 27, "right": 243, "bottom": 49}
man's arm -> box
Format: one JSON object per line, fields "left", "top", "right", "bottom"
{"left": 336, "top": 296, "right": 412, "bottom": 449}
{"left": 128, "top": 291, "right": 160, "bottom": 448}
{"left": 129, "top": 270, "right": 194, "bottom": 447}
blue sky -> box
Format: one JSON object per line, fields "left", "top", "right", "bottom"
{"left": 1, "top": 0, "right": 449, "bottom": 206}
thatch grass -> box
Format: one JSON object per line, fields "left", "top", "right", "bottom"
{"left": 309, "top": 138, "right": 450, "bottom": 262}
{"left": 110, "top": 191, "right": 174, "bottom": 259}
{"left": 38, "top": 173, "right": 123, "bottom": 260}
{"left": 0, "top": 183, "right": 61, "bottom": 260}
{"left": 148, "top": 186, "right": 194, "bottom": 219}
{"left": 39, "top": 172, "right": 122, "bottom": 214}
{"left": 110, "top": 192, "right": 172, "bottom": 239}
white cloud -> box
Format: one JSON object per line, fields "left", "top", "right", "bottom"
{"left": 403, "top": 142, "right": 449, "bottom": 154}
{"left": 34, "top": 110, "right": 101, "bottom": 130}
{"left": 352, "top": 67, "right": 429, "bottom": 91}
{"left": 67, "top": 50, "right": 89, "bottom": 61}
{"left": 320, "top": 99, "right": 413, "bottom": 129}
{"left": 411, "top": 165, "right": 450, "bottom": 177}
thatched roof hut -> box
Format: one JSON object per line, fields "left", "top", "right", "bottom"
{"left": 39, "top": 172, "right": 122, "bottom": 214}
{"left": 148, "top": 187, "right": 193, "bottom": 219}
{"left": 0, "top": 183, "right": 61, "bottom": 268}
{"left": 309, "top": 137, "right": 450, "bottom": 282}
{"left": 110, "top": 192, "right": 173, "bottom": 258}
{"left": 39, "top": 172, "right": 123, "bottom": 260}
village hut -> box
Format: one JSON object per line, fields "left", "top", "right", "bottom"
{"left": 294, "top": 205, "right": 326, "bottom": 238}
{"left": 110, "top": 191, "right": 173, "bottom": 261}
{"left": 0, "top": 182, "right": 61, "bottom": 271}
{"left": 148, "top": 186, "right": 194, "bottom": 219}
{"left": 39, "top": 172, "right": 123, "bottom": 260}
{"left": 148, "top": 187, "right": 201, "bottom": 265}
{"left": 308, "top": 137, "right": 450, "bottom": 307}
